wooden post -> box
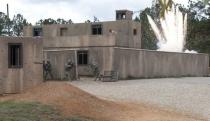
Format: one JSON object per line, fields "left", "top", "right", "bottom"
{"left": 75, "top": 50, "right": 78, "bottom": 80}
{"left": 7, "top": 4, "right": 10, "bottom": 36}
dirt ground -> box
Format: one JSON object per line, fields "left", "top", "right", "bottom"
{"left": 0, "top": 82, "right": 206, "bottom": 121}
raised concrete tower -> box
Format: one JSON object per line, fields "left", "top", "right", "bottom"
{"left": 116, "top": 10, "right": 133, "bottom": 20}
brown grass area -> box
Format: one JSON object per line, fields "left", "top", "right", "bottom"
{"left": 0, "top": 82, "right": 206, "bottom": 121}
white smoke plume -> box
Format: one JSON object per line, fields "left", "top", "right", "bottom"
{"left": 147, "top": 6, "right": 197, "bottom": 53}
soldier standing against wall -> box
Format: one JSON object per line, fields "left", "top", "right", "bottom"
{"left": 89, "top": 61, "right": 101, "bottom": 81}
{"left": 65, "top": 59, "right": 75, "bottom": 81}
{"left": 43, "top": 60, "right": 53, "bottom": 80}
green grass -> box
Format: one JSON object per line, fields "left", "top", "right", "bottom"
{"left": 0, "top": 101, "right": 93, "bottom": 121}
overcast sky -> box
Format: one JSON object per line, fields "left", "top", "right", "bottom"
{"left": 0, "top": 0, "right": 189, "bottom": 25}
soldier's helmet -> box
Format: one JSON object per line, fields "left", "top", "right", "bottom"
{"left": 67, "top": 59, "right": 72, "bottom": 63}
{"left": 47, "top": 61, "right": 50, "bottom": 64}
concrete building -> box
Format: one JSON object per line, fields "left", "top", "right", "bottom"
{"left": 0, "top": 37, "right": 43, "bottom": 94}
{"left": 24, "top": 10, "right": 141, "bottom": 49}
{"left": 23, "top": 10, "right": 209, "bottom": 80}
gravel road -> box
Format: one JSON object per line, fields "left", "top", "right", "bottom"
{"left": 70, "top": 77, "right": 210, "bottom": 120}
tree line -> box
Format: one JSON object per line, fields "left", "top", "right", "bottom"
{"left": 0, "top": 12, "right": 75, "bottom": 36}
{"left": 0, "top": 10, "right": 95, "bottom": 37}
{"left": 0, "top": 12, "right": 29, "bottom": 36}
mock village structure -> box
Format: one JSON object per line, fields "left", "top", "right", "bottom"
{"left": 24, "top": 10, "right": 209, "bottom": 80}
{"left": 0, "top": 10, "right": 209, "bottom": 94}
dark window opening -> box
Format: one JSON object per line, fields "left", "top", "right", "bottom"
{"left": 33, "top": 27, "right": 42, "bottom": 36}
{"left": 92, "top": 24, "right": 102, "bottom": 35}
{"left": 60, "top": 28, "right": 68, "bottom": 36}
{"left": 116, "top": 13, "right": 126, "bottom": 20}
{"left": 77, "top": 51, "right": 88, "bottom": 65}
{"left": 122, "top": 14, "right": 126, "bottom": 19}
{"left": 8, "top": 43, "right": 23, "bottom": 68}
{"left": 133, "top": 29, "right": 137, "bottom": 35}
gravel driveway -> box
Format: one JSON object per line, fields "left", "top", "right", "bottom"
{"left": 70, "top": 77, "right": 210, "bottom": 120}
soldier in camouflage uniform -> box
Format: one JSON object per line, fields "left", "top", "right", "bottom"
{"left": 89, "top": 61, "right": 102, "bottom": 81}
{"left": 43, "top": 60, "right": 53, "bottom": 80}
{"left": 64, "top": 59, "right": 75, "bottom": 81}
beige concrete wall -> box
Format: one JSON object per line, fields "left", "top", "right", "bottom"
{"left": 129, "top": 21, "right": 141, "bottom": 48}
{"left": 44, "top": 50, "right": 76, "bottom": 80}
{"left": 77, "top": 47, "right": 114, "bottom": 76}
{"left": 113, "top": 48, "right": 209, "bottom": 79}
{"left": 88, "top": 47, "right": 114, "bottom": 73}
{"left": 23, "top": 20, "right": 142, "bottom": 48}
{"left": 43, "top": 35, "right": 116, "bottom": 48}
{"left": 44, "top": 47, "right": 209, "bottom": 80}
{"left": 44, "top": 47, "right": 114, "bottom": 79}
{"left": 23, "top": 25, "right": 33, "bottom": 37}
{"left": 42, "top": 23, "right": 91, "bottom": 37}
{"left": 0, "top": 37, "right": 43, "bottom": 94}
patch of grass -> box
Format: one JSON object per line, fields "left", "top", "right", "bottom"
{"left": 65, "top": 117, "right": 93, "bottom": 121}
{"left": 0, "top": 101, "right": 93, "bottom": 121}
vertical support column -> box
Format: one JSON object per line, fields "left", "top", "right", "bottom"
{"left": 7, "top": 4, "right": 10, "bottom": 36}
{"left": 74, "top": 50, "right": 78, "bottom": 80}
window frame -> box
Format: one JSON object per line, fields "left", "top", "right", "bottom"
{"left": 133, "top": 29, "right": 137, "bottom": 36}
{"left": 33, "top": 27, "right": 43, "bottom": 37}
{"left": 77, "top": 51, "right": 88, "bottom": 65}
{"left": 8, "top": 43, "right": 23, "bottom": 69}
{"left": 116, "top": 12, "right": 126, "bottom": 20}
{"left": 91, "top": 24, "right": 103, "bottom": 35}
{"left": 60, "top": 27, "right": 68, "bottom": 36}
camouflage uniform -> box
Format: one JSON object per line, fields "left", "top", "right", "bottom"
{"left": 64, "top": 59, "right": 74, "bottom": 81}
{"left": 89, "top": 61, "right": 101, "bottom": 81}
{"left": 43, "top": 61, "right": 53, "bottom": 80}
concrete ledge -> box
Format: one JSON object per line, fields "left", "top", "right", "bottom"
{"left": 114, "top": 47, "right": 208, "bottom": 56}
{"left": 44, "top": 35, "right": 116, "bottom": 48}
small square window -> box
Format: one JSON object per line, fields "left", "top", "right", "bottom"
{"left": 116, "top": 12, "right": 126, "bottom": 20}
{"left": 133, "top": 29, "right": 137, "bottom": 35}
{"left": 92, "top": 24, "right": 102, "bottom": 35}
{"left": 60, "top": 28, "right": 68, "bottom": 36}
{"left": 122, "top": 14, "right": 126, "bottom": 19}
{"left": 77, "top": 51, "right": 88, "bottom": 65}
{"left": 33, "top": 27, "right": 42, "bottom": 36}
{"left": 8, "top": 43, "right": 23, "bottom": 68}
